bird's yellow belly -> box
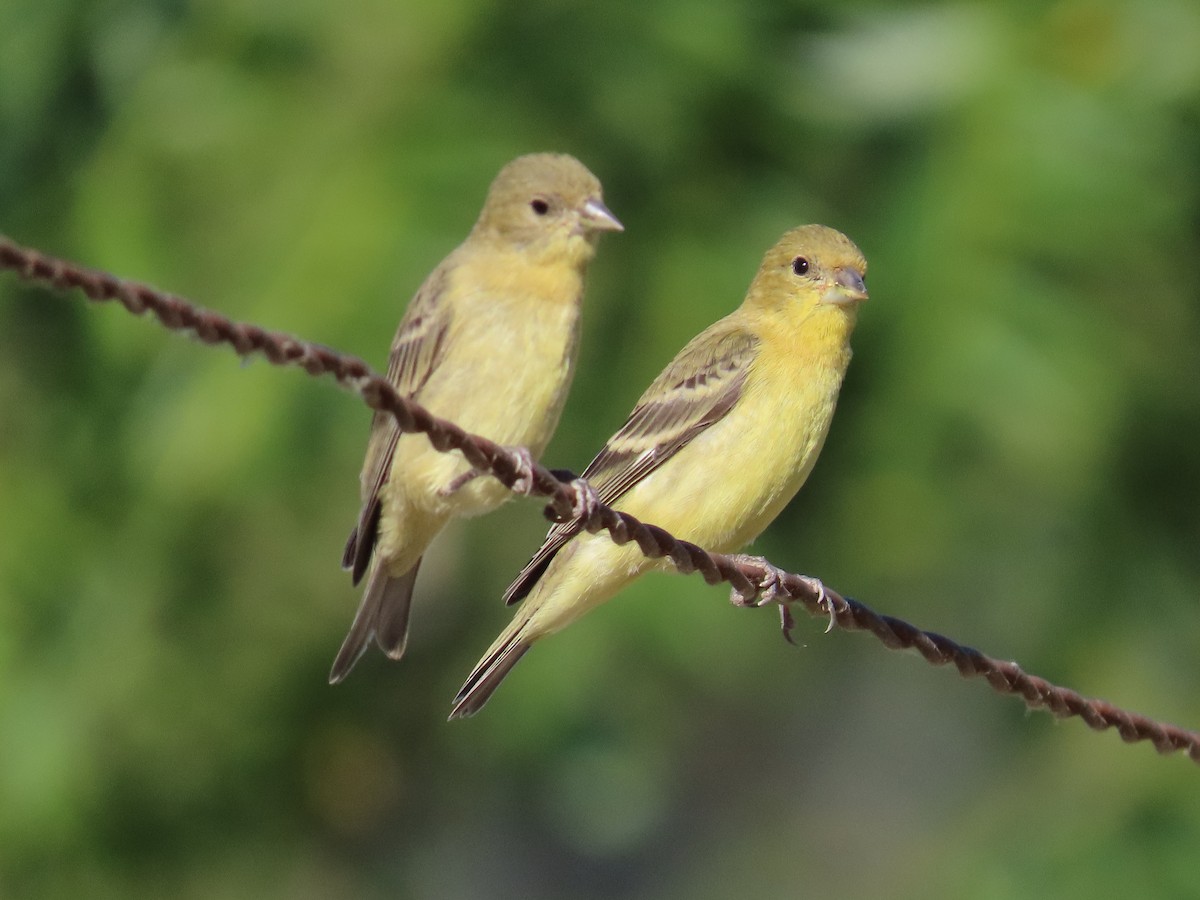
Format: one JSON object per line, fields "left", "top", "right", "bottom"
{"left": 388, "top": 294, "right": 580, "bottom": 519}
{"left": 621, "top": 364, "right": 843, "bottom": 553}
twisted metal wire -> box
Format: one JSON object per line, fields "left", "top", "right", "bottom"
{"left": 3, "top": 232, "right": 1197, "bottom": 764}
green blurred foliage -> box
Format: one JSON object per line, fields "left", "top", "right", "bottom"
{"left": 2, "top": 0, "right": 1199, "bottom": 896}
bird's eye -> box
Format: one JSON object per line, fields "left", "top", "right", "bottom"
{"left": 530, "top": 198, "right": 550, "bottom": 216}
{"left": 792, "top": 257, "right": 810, "bottom": 275}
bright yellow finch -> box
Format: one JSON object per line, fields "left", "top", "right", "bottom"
{"left": 450, "top": 224, "right": 868, "bottom": 717}
{"left": 331, "top": 153, "right": 622, "bottom": 684}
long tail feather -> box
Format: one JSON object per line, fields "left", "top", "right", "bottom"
{"left": 449, "top": 619, "right": 533, "bottom": 719}
{"left": 373, "top": 561, "right": 421, "bottom": 660}
{"left": 329, "top": 561, "right": 420, "bottom": 683}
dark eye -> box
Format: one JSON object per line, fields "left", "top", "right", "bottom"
{"left": 530, "top": 198, "right": 550, "bottom": 215}
{"left": 792, "top": 257, "right": 809, "bottom": 275}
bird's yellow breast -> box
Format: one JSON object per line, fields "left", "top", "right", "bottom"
{"left": 619, "top": 305, "right": 855, "bottom": 553}
{"left": 388, "top": 249, "right": 585, "bottom": 517}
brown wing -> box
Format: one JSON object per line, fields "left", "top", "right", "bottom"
{"left": 343, "top": 266, "right": 453, "bottom": 583}
{"left": 502, "top": 320, "right": 759, "bottom": 604}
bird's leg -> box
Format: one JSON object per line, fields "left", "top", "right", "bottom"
{"left": 438, "top": 468, "right": 481, "bottom": 497}
{"left": 439, "top": 447, "right": 536, "bottom": 498}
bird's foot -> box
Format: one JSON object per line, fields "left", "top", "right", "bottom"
{"left": 728, "top": 557, "right": 835, "bottom": 643}
{"left": 503, "top": 446, "right": 536, "bottom": 496}
{"left": 567, "top": 477, "right": 600, "bottom": 526}
{"left": 728, "top": 554, "right": 787, "bottom": 608}
{"left": 441, "top": 447, "right": 535, "bottom": 498}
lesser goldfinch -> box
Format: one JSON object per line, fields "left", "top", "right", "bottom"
{"left": 331, "top": 153, "right": 622, "bottom": 684}
{"left": 450, "top": 224, "right": 867, "bottom": 717}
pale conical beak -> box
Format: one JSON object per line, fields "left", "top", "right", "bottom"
{"left": 580, "top": 198, "right": 624, "bottom": 233}
{"left": 822, "top": 267, "right": 868, "bottom": 305}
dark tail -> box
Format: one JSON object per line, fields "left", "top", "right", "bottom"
{"left": 448, "top": 626, "right": 532, "bottom": 719}
{"left": 341, "top": 498, "right": 382, "bottom": 585}
{"left": 328, "top": 560, "right": 421, "bottom": 684}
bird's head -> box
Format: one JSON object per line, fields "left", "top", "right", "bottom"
{"left": 473, "top": 153, "right": 623, "bottom": 264}
{"left": 748, "top": 224, "right": 869, "bottom": 317}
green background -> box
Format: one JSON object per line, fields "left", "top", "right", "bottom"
{"left": 2, "top": 1, "right": 1199, "bottom": 896}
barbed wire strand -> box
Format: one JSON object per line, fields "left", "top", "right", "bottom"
{"left": 2, "top": 232, "right": 1197, "bottom": 764}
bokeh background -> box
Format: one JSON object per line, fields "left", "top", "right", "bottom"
{"left": 3, "top": 1, "right": 1199, "bottom": 897}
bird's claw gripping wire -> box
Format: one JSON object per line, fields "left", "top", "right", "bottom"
{"left": 501, "top": 446, "right": 537, "bottom": 496}
{"left": 543, "top": 470, "right": 601, "bottom": 529}
{"left": 439, "top": 446, "right": 536, "bottom": 498}
{"left": 728, "top": 554, "right": 785, "bottom": 608}
{"left": 566, "top": 477, "right": 600, "bottom": 527}
{"left": 728, "top": 556, "right": 834, "bottom": 643}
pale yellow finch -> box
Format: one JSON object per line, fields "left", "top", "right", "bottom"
{"left": 331, "top": 153, "right": 622, "bottom": 684}
{"left": 450, "top": 224, "right": 868, "bottom": 717}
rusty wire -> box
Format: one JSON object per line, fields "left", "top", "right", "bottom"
{"left": 2, "top": 232, "right": 1198, "bottom": 764}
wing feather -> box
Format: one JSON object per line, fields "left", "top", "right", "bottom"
{"left": 502, "top": 320, "right": 759, "bottom": 604}
{"left": 343, "top": 266, "right": 453, "bottom": 583}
